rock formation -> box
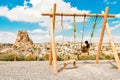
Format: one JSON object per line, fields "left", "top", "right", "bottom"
{"left": 0, "top": 30, "right": 38, "bottom": 55}
{"left": 12, "top": 30, "right": 34, "bottom": 55}
{"left": 15, "top": 30, "right": 33, "bottom": 45}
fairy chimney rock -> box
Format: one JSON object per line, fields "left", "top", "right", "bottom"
{"left": 15, "top": 30, "right": 33, "bottom": 45}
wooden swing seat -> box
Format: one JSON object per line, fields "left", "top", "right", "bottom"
{"left": 63, "top": 60, "right": 76, "bottom": 68}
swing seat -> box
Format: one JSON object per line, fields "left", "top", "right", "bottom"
{"left": 81, "top": 52, "right": 89, "bottom": 56}
{"left": 63, "top": 60, "right": 76, "bottom": 68}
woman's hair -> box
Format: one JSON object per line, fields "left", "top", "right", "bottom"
{"left": 85, "top": 40, "right": 90, "bottom": 48}
{"left": 85, "top": 40, "right": 88, "bottom": 44}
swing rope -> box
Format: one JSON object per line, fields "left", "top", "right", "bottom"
{"left": 81, "top": 14, "right": 86, "bottom": 47}
{"left": 89, "top": 15, "right": 98, "bottom": 44}
{"left": 60, "top": 13, "right": 66, "bottom": 60}
{"left": 73, "top": 14, "right": 76, "bottom": 44}
{"left": 73, "top": 14, "right": 77, "bottom": 55}
{"left": 61, "top": 13, "right": 64, "bottom": 43}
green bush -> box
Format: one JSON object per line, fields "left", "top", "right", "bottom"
{"left": 0, "top": 54, "right": 14, "bottom": 61}
{"left": 25, "top": 54, "right": 37, "bottom": 61}
{"left": 38, "top": 53, "right": 49, "bottom": 61}
{"left": 16, "top": 55, "right": 25, "bottom": 61}
{"left": 87, "top": 55, "right": 96, "bottom": 60}
{"left": 0, "top": 52, "right": 115, "bottom": 61}
{"left": 39, "top": 57, "right": 45, "bottom": 61}
{"left": 79, "top": 55, "right": 89, "bottom": 60}
{"left": 104, "top": 54, "right": 114, "bottom": 60}
{"left": 43, "top": 54, "right": 49, "bottom": 61}
{"left": 99, "top": 53, "right": 114, "bottom": 60}
{"left": 57, "top": 53, "right": 65, "bottom": 61}
{"left": 64, "top": 55, "right": 71, "bottom": 60}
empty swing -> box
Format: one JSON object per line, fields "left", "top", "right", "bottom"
{"left": 62, "top": 14, "right": 76, "bottom": 69}
{"left": 60, "top": 14, "right": 66, "bottom": 60}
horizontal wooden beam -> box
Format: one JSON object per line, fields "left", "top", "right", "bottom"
{"left": 41, "top": 13, "right": 115, "bottom": 18}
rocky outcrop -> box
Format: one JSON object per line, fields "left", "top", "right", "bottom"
{"left": 15, "top": 30, "right": 33, "bottom": 45}
{"left": 0, "top": 30, "right": 40, "bottom": 55}
{"left": 12, "top": 30, "right": 34, "bottom": 55}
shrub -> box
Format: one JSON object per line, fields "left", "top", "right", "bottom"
{"left": 57, "top": 53, "right": 65, "bottom": 61}
{"left": 104, "top": 54, "right": 114, "bottom": 60}
{"left": 25, "top": 54, "right": 37, "bottom": 61}
{"left": 99, "top": 53, "right": 114, "bottom": 60}
{"left": 16, "top": 55, "right": 25, "bottom": 61}
{"left": 0, "top": 54, "right": 14, "bottom": 61}
{"left": 79, "top": 55, "right": 89, "bottom": 60}
{"left": 87, "top": 55, "right": 96, "bottom": 60}
{"left": 43, "top": 53, "right": 49, "bottom": 61}
{"left": 38, "top": 53, "right": 49, "bottom": 61}
{"left": 39, "top": 57, "right": 45, "bottom": 61}
{"left": 64, "top": 55, "right": 71, "bottom": 60}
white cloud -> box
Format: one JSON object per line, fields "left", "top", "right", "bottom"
{"left": 0, "top": 0, "right": 90, "bottom": 30}
{"left": 55, "top": 34, "right": 120, "bottom": 43}
{"left": 0, "top": 0, "right": 92, "bottom": 43}
{"left": 0, "top": 7, "right": 9, "bottom": 16}
{"left": 104, "top": 0, "right": 117, "bottom": 5}
{"left": 29, "top": 29, "right": 48, "bottom": 34}
{"left": 110, "top": 24, "right": 120, "bottom": 31}
{"left": 28, "top": 28, "right": 50, "bottom": 43}
{"left": 0, "top": 30, "right": 119, "bottom": 43}
{"left": 111, "top": 21, "right": 120, "bottom": 24}
{"left": 98, "top": 20, "right": 120, "bottom": 31}
{"left": 112, "top": 36, "right": 120, "bottom": 43}
{"left": 0, "top": 30, "right": 50, "bottom": 43}
{"left": 29, "top": 34, "right": 50, "bottom": 43}
{"left": 116, "top": 14, "right": 120, "bottom": 18}
{"left": 0, "top": 32, "right": 16, "bottom": 43}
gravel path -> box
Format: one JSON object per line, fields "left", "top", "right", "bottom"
{"left": 0, "top": 60, "right": 120, "bottom": 80}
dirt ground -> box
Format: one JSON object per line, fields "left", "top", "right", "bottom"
{"left": 0, "top": 60, "right": 120, "bottom": 80}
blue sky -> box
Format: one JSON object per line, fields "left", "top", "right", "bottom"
{"left": 0, "top": 0, "right": 120, "bottom": 43}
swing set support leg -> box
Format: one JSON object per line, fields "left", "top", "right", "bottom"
{"left": 95, "top": 7, "right": 109, "bottom": 64}
{"left": 105, "top": 23, "right": 120, "bottom": 69}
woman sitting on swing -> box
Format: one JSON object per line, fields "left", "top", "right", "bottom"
{"left": 81, "top": 40, "right": 90, "bottom": 55}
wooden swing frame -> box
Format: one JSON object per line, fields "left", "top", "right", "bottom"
{"left": 42, "top": 3, "right": 120, "bottom": 73}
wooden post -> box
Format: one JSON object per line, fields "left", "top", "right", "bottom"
{"left": 14, "top": 55, "right": 16, "bottom": 61}
{"left": 49, "top": 40, "right": 52, "bottom": 65}
{"left": 95, "top": 7, "right": 109, "bottom": 64}
{"left": 106, "top": 23, "right": 120, "bottom": 69}
{"left": 51, "top": 4, "right": 58, "bottom": 73}
{"left": 49, "top": 9, "right": 53, "bottom": 66}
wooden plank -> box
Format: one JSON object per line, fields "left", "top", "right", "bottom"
{"left": 51, "top": 4, "right": 58, "bottom": 74}
{"left": 42, "top": 13, "right": 115, "bottom": 18}
{"left": 95, "top": 7, "right": 109, "bottom": 64}
{"left": 64, "top": 60, "right": 76, "bottom": 63}
{"left": 63, "top": 60, "right": 76, "bottom": 68}
{"left": 105, "top": 23, "right": 120, "bottom": 69}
